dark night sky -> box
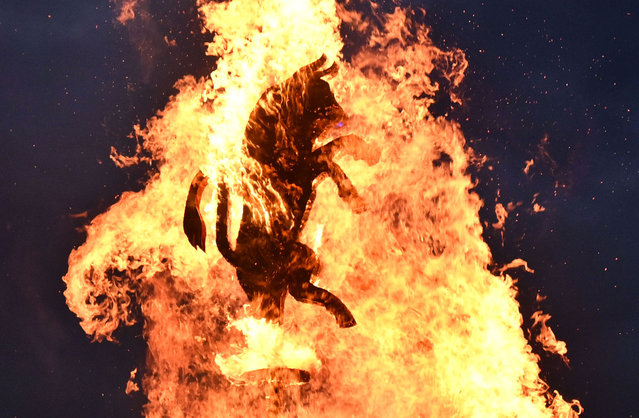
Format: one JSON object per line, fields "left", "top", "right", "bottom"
{"left": 1, "top": 0, "right": 637, "bottom": 417}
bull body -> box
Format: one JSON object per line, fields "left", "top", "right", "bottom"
{"left": 184, "top": 55, "right": 373, "bottom": 327}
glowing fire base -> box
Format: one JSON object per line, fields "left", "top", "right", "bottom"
{"left": 214, "top": 317, "right": 317, "bottom": 416}
{"left": 232, "top": 367, "right": 311, "bottom": 416}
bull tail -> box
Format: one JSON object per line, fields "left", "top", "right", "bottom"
{"left": 215, "top": 180, "right": 240, "bottom": 266}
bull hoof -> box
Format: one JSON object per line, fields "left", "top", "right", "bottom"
{"left": 337, "top": 315, "right": 357, "bottom": 328}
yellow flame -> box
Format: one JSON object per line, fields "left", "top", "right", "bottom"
{"left": 63, "top": 0, "right": 580, "bottom": 416}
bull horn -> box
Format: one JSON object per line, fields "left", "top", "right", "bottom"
{"left": 297, "top": 54, "right": 327, "bottom": 76}
{"left": 315, "top": 61, "right": 339, "bottom": 78}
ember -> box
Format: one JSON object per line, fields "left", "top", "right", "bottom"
{"left": 63, "top": 0, "right": 581, "bottom": 416}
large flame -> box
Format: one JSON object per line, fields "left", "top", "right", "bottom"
{"left": 64, "top": 0, "right": 581, "bottom": 416}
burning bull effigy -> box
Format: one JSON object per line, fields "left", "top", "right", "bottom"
{"left": 184, "top": 54, "right": 378, "bottom": 328}
{"left": 178, "top": 55, "right": 381, "bottom": 412}
{"left": 184, "top": 56, "right": 382, "bottom": 327}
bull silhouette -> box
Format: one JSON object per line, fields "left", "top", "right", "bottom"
{"left": 184, "top": 55, "right": 377, "bottom": 327}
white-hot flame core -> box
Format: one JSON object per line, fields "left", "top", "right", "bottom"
{"left": 63, "top": 1, "right": 580, "bottom": 416}
{"left": 215, "top": 317, "right": 321, "bottom": 379}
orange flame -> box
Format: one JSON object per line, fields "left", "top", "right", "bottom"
{"left": 113, "top": 0, "right": 140, "bottom": 25}
{"left": 63, "top": 1, "right": 581, "bottom": 416}
{"left": 531, "top": 311, "right": 570, "bottom": 364}
{"left": 125, "top": 368, "right": 140, "bottom": 395}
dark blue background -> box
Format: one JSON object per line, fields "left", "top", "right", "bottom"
{"left": 1, "top": 1, "right": 636, "bottom": 416}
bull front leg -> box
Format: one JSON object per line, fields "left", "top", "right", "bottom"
{"left": 315, "top": 134, "right": 381, "bottom": 166}
{"left": 312, "top": 134, "right": 380, "bottom": 213}
{"left": 313, "top": 155, "right": 366, "bottom": 213}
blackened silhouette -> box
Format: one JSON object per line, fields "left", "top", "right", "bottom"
{"left": 184, "top": 55, "right": 378, "bottom": 327}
